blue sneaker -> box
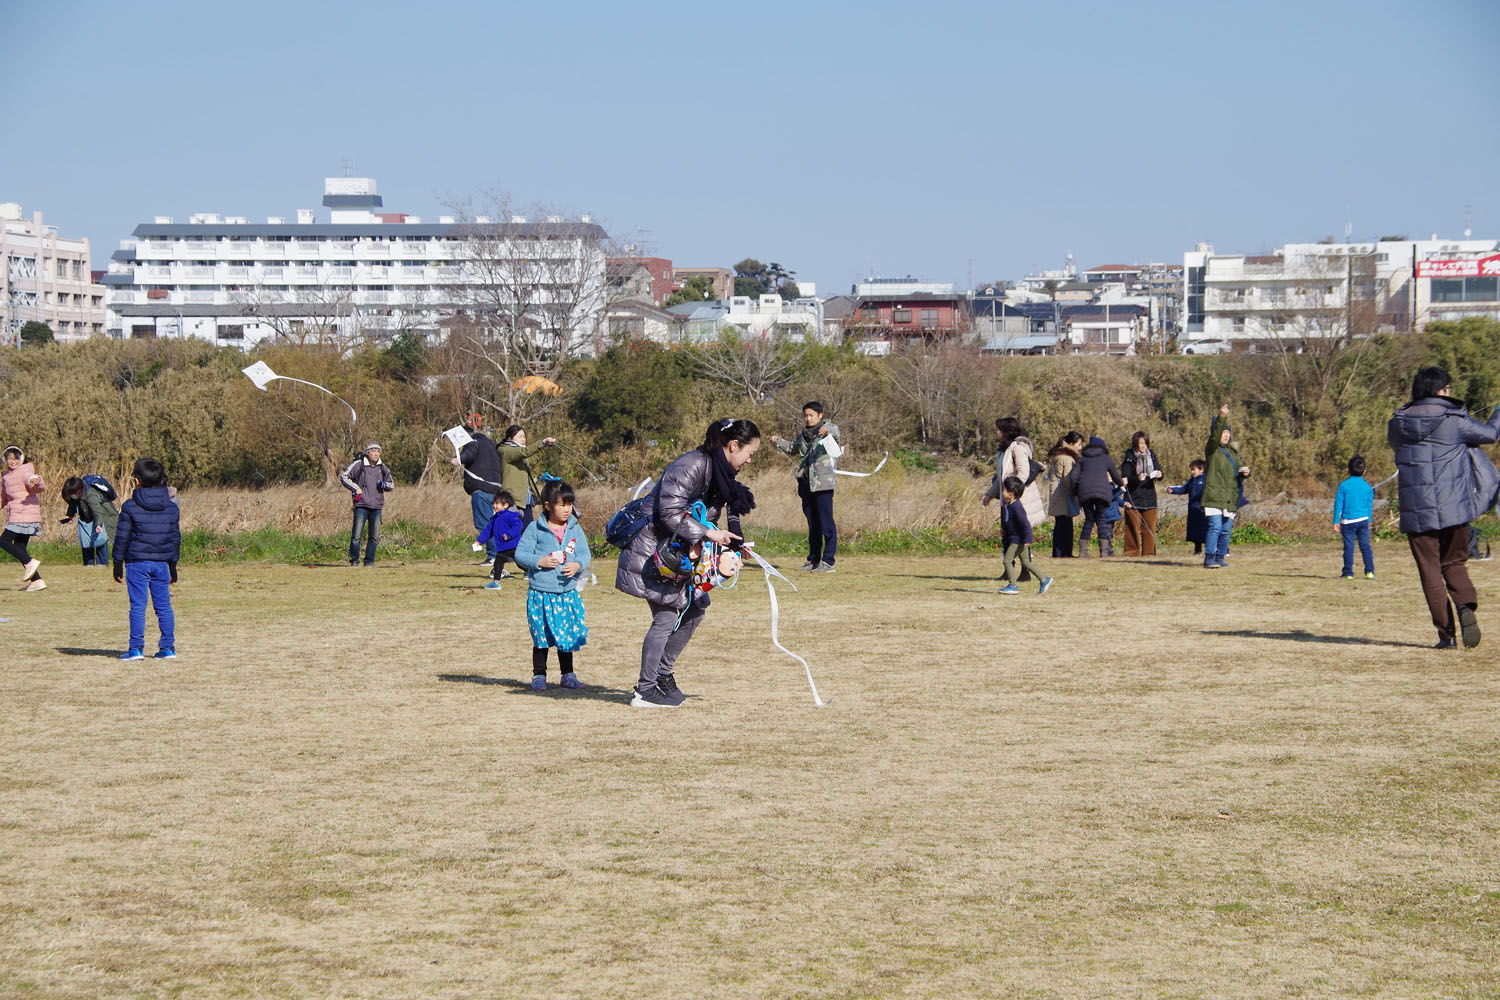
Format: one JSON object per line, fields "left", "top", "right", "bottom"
{"left": 530, "top": 675, "right": 547, "bottom": 692}
{"left": 120, "top": 649, "right": 144, "bottom": 660}
{"left": 483, "top": 580, "right": 502, "bottom": 590}
{"left": 153, "top": 649, "right": 176, "bottom": 659}
{"left": 1039, "top": 577, "right": 1054, "bottom": 595}
{"left": 999, "top": 584, "right": 1020, "bottom": 595}
{"left": 559, "top": 672, "right": 583, "bottom": 689}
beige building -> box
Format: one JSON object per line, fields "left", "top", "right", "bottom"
{"left": 1, "top": 203, "right": 107, "bottom": 343}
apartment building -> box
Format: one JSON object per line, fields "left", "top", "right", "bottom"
{"left": 102, "top": 177, "right": 609, "bottom": 349}
{"left": 1, "top": 203, "right": 108, "bottom": 343}
{"left": 1184, "top": 237, "right": 1500, "bottom": 350}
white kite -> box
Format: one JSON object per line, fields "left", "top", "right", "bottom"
{"left": 835, "top": 450, "right": 889, "bottom": 478}
{"left": 242, "top": 361, "right": 357, "bottom": 424}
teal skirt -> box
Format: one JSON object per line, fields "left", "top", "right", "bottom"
{"left": 526, "top": 589, "right": 588, "bottom": 651}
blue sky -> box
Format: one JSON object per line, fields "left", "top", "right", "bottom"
{"left": 5, "top": 0, "right": 1497, "bottom": 293}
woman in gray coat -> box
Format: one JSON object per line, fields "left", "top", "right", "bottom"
{"left": 1389, "top": 365, "right": 1500, "bottom": 648}
{"left": 616, "top": 418, "right": 761, "bottom": 707}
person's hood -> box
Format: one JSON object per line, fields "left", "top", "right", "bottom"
{"left": 1082, "top": 436, "right": 1108, "bottom": 456}
{"left": 131, "top": 485, "right": 174, "bottom": 512}
{"left": 1392, "top": 396, "right": 1467, "bottom": 443}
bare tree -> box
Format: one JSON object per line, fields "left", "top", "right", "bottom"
{"left": 878, "top": 338, "right": 978, "bottom": 444}
{"left": 689, "top": 327, "right": 812, "bottom": 403}
{"left": 442, "top": 192, "right": 622, "bottom": 425}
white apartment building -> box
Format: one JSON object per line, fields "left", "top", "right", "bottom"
{"left": 1183, "top": 237, "right": 1500, "bottom": 350}
{"left": 1, "top": 203, "right": 108, "bottom": 343}
{"left": 103, "top": 177, "right": 609, "bottom": 349}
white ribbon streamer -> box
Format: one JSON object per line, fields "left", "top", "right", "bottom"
{"left": 834, "top": 451, "right": 889, "bottom": 478}
{"left": 742, "top": 546, "right": 830, "bottom": 707}
{"left": 242, "top": 361, "right": 357, "bottom": 424}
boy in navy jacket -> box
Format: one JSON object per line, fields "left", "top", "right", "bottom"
{"left": 113, "top": 457, "right": 181, "bottom": 660}
{"left": 1333, "top": 454, "right": 1376, "bottom": 579}
{"left": 999, "top": 475, "right": 1053, "bottom": 595}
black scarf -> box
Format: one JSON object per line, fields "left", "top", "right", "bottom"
{"left": 706, "top": 447, "right": 756, "bottom": 518}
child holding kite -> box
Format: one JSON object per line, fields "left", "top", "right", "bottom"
{"left": 514, "top": 478, "right": 591, "bottom": 691}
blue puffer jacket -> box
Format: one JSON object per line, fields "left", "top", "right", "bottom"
{"left": 1388, "top": 396, "right": 1500, "bottom": 533}
{"left": 114, "top": 486, "right": 181, "bottom": 564}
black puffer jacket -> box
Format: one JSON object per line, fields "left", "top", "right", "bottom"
{"left": 1388, "top": 396, "right": 1500, "bottom": 533}
{"left": 1068, "top": 438, "right": 1124, "bottom": 505}
{"left": 457, "top": 434, "right": 504, "bottom": 495}
{"left": 616, "top": 450, "right": 723, "bottom": 610}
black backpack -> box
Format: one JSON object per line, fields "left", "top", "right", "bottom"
{"left": 605, "top": 494, "right": 655, "bottom": 549}
{"left": 1024, "top": 458, "right": 1044, "bottom": 486}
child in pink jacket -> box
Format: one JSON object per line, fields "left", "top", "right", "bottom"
{"left": 2, "top": 446, "right": 47, "bottom": 592}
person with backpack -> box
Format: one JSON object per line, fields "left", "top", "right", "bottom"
{"left": 59, "top": 474, "right": 121, "bottom": 566}
{"left": 615, "top": 418, "right": 759, "bottom": 708}
{"left": 983, "top": 418, "right": 1045, "bottom": 574}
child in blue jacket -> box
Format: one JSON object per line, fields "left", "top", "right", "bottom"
{"left": 1333, "top": 454, "right": 1375, "bottom": 579}
{"left": 514, "top": 479, "right": 592, "bottom": 691}
{"left": 112, "top": 457, "right": 181, "bottom": 660}
{"left": 999, "top": 475, "right": 1054, "bottom": 595}
{"left": 1166, "top": 459, "right": 1208, "bottom": 555}
{"left": 477, "top": 490, "right": 525, "bottom": 589}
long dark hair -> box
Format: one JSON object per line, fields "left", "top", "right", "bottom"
{"left": 503, "top": 424, "right": 524, "bottom": 443}
{"left": 995, "top": 417, "right": 1026, "bottom": 448}
{"left": 699, "top": 418, "right": 761, "bottom": 455}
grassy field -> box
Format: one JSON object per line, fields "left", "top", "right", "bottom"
{"left": 1, "top": 543, "right": 1496, "bottom": 999}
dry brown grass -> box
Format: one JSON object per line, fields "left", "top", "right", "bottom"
{"left": 2, "top": 545, "right": 1496, "bottom": 998}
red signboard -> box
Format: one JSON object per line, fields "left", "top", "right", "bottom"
{"left": 1416, "top": 253, "right": 1500, "bottom": 278}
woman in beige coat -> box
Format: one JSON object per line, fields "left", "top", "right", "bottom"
{"left": 1045, "top": 432, "right": 1084, "bottom": 557}
{"left": 982, "top": 418, "right": 1046, "bottom": 578}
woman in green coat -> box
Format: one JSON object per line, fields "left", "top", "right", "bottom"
{"left": 60, "top": 476, "right": 121, "bottom": 566}
{"left": 499, "top": 424, "right": 557, "bottom": 526}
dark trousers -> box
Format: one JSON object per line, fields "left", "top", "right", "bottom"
{"left": 1052, "top": 515, "right": 1075, "bottom": 558}
{"left": 491, "top": 547, "right": 517, "bottom": 580}
{"left": 470, "top": 490, "right": 496, "bottom": 557}
{"left": 1407, "top": 527, "right": 1477, "bottom": 639}
{"left": 640, "top": 598, "right": 707, "bottom": 692}
{"left": 798, "top": 479, "right": 837, "bottom": 566}
{"left": 1079, "top": 500, "right": 1115, "bottom": 549}
{"left": 0, "top": 528, "right": 34, "bottom": 566}
{"left": 350, "top": 507, "right": 382, "bottom": 565}
{"left": 1341, "top": 521, "right": 1374, "bottom": 577}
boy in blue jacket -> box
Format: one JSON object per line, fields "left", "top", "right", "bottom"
{"left": 999, "top": 475, "right": 1054, "bottom": 595}
{"left": 478, "top": 490, "right": 525, "bottom": 590}
{"left": 1334, "top": 454, "right": 1375, "bottom": 579}
{"left": 112, "top": 457, "right": 181, "bottom": 660}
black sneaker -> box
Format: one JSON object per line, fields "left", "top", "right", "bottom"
{"left": 630, "top": 684, "right": 678, "bottom": 708}
{"left": 1459, "top": 605, "right": 1481, "bottom": 648}
{"left": 1434, "top": 636, "right": 1457, "bottom": 649}
{"left": 657, "top": 672, "right": 687, "bottom": 705}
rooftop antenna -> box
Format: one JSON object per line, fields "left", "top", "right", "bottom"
{"left": 1465, "top": 204, "right": 1473, "bottom": 239}
{"left": 341, "top": 157, "right": 355, "bottom": 177}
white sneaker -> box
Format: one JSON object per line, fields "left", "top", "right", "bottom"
{"left": 22, "top": 558, "right": 41, "bottom": 581}
{"left": 24, "top": 579, "right": 46, "bottom": 592}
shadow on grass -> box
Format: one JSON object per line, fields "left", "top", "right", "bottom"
{"left": 56, "top": 647, "right": 124, "bottom": 657}
{"left": 438, "top": 674, "right": 634, "bottom": 701}
{"left": 1199, "top": 629, "right": 1430, "bottom": 649}
{"left": 899, "top": 574, "right": 1007, "bottom": 583}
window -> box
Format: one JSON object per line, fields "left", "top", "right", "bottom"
{"left": 920, "top": 309, "right": 939, "bottom": 326}
{"left": 892, "top": 308, "right": 912, "bottom": 323}
{"left": 1466, "top": 276, "right": 1499, "bottom": 301}
{"left": 1432, "top": 278, "right": 1465, "bottom": 303}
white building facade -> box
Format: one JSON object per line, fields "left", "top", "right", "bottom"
{"left": 103, "top": 178, "right": 609, "bottom": 350}
{"left": 1, "top": 203, "right": 108, "bottom": 343}
{"left": 1183, "top": 237, "right": 1500, "bottom": 350}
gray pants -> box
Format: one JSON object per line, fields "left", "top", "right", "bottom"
{"left": 639, "top": 598, "right": 707, "bottom": 692}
